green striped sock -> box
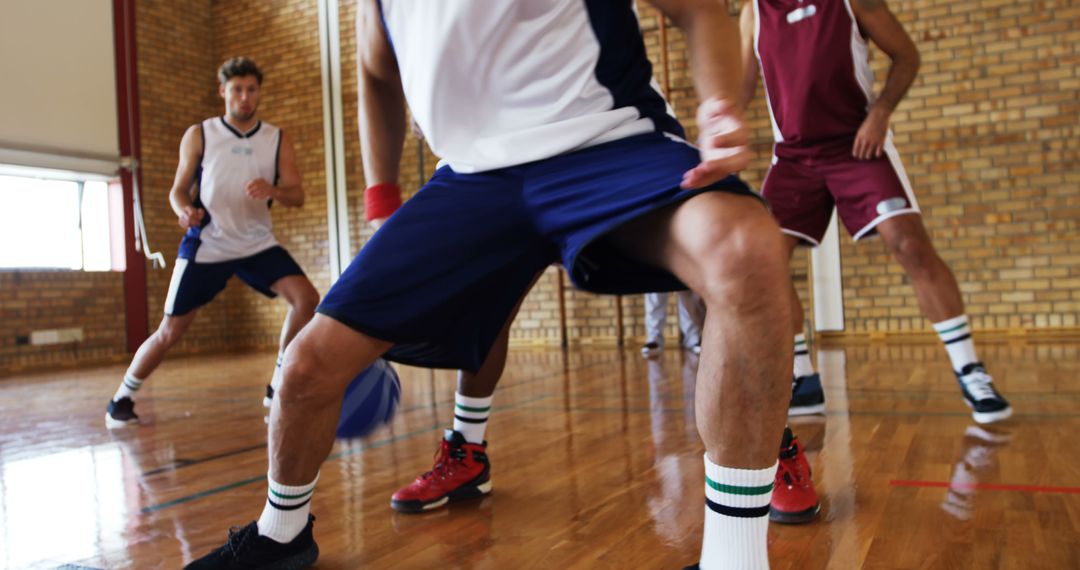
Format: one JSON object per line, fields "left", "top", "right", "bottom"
{"left": 113, "top": 373, "right": 144, "bottom": 401}
{"left": 700, "top": 455, "right": 775, "bottom": 569}
{"left": 794, "top": 333, "right": 815, "bottom": 378}
{"left": 933, "top": 315, "right": 978, "bottom": 372}
{"left": 453, "top": 393, "right": 493, "bottom": 444}
{"left": 258, "top": 472, "right": 319, "bottom": 543}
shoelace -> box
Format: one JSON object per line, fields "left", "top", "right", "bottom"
{"left": 961, "top": 370, "right": 998, "bottom": 402}
{"left": 778, "top": 444, "right": 809, "bottom": 487}
{"left": 224, "top": 524, "right": 256, "bottom": 559}
{"left": 421, "top": 440, "right": 467, "bottom": 481}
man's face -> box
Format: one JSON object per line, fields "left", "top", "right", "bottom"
{"left": 220, "top": 75, "right": 261, "bottom": 122}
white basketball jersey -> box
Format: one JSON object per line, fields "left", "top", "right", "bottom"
{"left": 193, "top": 117, "right": 281, "bottom": 262}
{"left": 378, "top": 0, "right": 683, "bottom": 173}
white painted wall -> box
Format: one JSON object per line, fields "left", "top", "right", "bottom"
{"left": 812, "top": 211, "right": 845, "bottom": 332}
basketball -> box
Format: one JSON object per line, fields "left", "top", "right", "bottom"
{"left": 335, "top": 358, "right": 401, "bottom": 439}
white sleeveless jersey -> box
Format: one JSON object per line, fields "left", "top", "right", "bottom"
{"left": 192, "top": 117, "right": 281, "bottom": 262}
{"left": 378, "top": 0, "right": 684, "bottom": 173}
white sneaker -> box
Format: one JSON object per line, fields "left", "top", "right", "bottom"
{"left": 956, "top": 363, "right": 1012, "bottom": 424}
{"left": 640, "top": 341, "right": 663, "bottom": 359}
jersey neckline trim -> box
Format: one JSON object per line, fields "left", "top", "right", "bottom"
{"left": 219, "top": 116, "right": 263, "bottom": 139}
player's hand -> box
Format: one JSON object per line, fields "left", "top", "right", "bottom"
{"left": 245, "top": 178, "right": 277, "bottom": 200}
{"left": 178, "top": 206, "right": 205, "bottom": 229}
{"left": 853, "top": 107, "right": 890, "bottom": 160}
{"left": 370, "top": 217, "right": 388, "bottom": 231}
{"left": 682, "top": 98, "right": 750, "bottom": 189}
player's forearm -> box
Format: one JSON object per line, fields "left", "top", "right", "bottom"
{"left": 872, "top": 51, "right": 919, "bottom": 114}
{"left": 272, "top": 182, "right": 305, "bottom": 208}
{"left": 169, "top": 185, "right": 195, "bottom": 218}
{"left": 736, "top": 1, "right": 758, "bottom": 114}
{"left": 358, "top": 71, "right": 406, "bottom": 186}
{"left": 736, "top": 63, "right": 757, "bottom": 115}
{"left": 667, "top": 2, "right": 743, "bottom": 106}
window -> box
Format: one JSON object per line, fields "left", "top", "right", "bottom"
{"left": 0, "top": 173, "right": 124, "bottom": 271}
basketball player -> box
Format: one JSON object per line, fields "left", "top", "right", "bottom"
{"left": 106, "top": 57, "right": 319, "bottom": 428}
{"left": 189, "top": 4, "right": 792, "bottom": 570}
{"left": 642, "top": 291, "right": 706, "bottom": 357}
{"left": 382, "top": 58, "right": 815, "bottom": 528}
{"left": 739, "top": 0, "right": 1011, "bottom": 424}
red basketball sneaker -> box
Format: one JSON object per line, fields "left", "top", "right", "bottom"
{"left": 391, "top": 429, "right": 492, "bottom": 513}
{"left": 770, "top": 426, "right": 821, "bottom": 524}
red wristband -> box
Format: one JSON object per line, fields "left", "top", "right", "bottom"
{"left": 364, "top": 183, "right": 403, "bottom": 221}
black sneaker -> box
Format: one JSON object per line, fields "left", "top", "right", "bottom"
{"left": 640, "top": 341, "right": 663, "bottom": 359}
{"left": 105, "top": 397, "right": 139, "bottom": 429}
{"left": 789, "top": 373, "right": 825, "bottom": 416}
{"left": 185, "top": 515, "right": 319, "bottom": 569}
{"left": 683, "top": 565, "right": 700, "bottom": 570}
{"left": 956, "top": 362, "right": 1012, "bottom": 424}
{"left": 263, "top": 384, "right": 275, "bottom": 409}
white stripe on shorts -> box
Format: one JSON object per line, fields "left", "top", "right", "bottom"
{"left": 164, "top": 258, "right": 189, "bottom": 315}
{"left": 852, "top": 131, "right": 921, "bottom": 241}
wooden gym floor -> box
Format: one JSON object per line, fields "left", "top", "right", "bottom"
{"left": 0, "top": 340, "right": 1077, "bottom": 569}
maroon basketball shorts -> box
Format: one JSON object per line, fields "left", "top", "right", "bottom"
{"left": 761, "top": 135, "right": 920, "bottom": 245}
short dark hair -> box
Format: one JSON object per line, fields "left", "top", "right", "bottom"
{"left": 218, "top": 57, "right": 263, "bottom": 85}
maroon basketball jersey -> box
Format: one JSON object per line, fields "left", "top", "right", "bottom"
{"left": 753, "top": 0, "right": 875, "bottom": 154}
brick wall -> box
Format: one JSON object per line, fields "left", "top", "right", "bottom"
{"left": 0, "top": 0, "right": 221, "bottom": 375}
{"left": 0, "top": 272, "right": 127, "bottom": 372}
{"left": 137, "top": 0, "right": 231, "bottom": 357}
{"left": 5, "top": 0, "right": 1076, "bottom": 375}
{"left": 636, "top": 0, "right": 1078, "bottom": 338}
{"left": 209, "top": 0, "right": 332, "bottom": 350}
{"left": 837, "top": 0, "right": 1080, "bottom": 333}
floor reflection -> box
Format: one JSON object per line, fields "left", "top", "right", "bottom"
{"left": 0, "top": 341, "right": 1076, "bottom": 568}
{"left": 0, "top": 445, "right": 127, "bottom": 568}
{"left": 645, "top": 353, "right": 700, "bottom": 549}
{"left": 940, "top": 424, "right": 1013, "bottom": 521}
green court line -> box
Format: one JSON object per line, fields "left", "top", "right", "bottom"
{"left": 138, "top": 351, "right": 1076, "bottom": 514}
{"left": 509, "top": 404, "right": 1079, "bottom": 420}
{"left": 140, "top": 423, "right": 443, "bottom": 513}
{"left": 136, "top": 358, "right": 623, "bottom": 474}
{"left": 139, "top": 393, "right": 555, "bottom": 514}
{"left": 566, "top": 390, "right": 1080, "bottom": 403}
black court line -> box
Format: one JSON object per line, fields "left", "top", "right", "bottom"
{"left": 140, "top": 422, "right": 444, "bottom": 513}
{"left": 564, "top": 390, "right": 1080, "bottom": 403}
{"left": 140, "top": 392, "right": 556, "bottom": 514}
{"left": 509, "top": 402, "right": 1080, "bottom": 420}
{"left": 146, "top": 354, "right": 1071, "bottom": 512}
{"left": 142, "top": 443, "right": 267, "bottom": 477}
{"left": 136, "top": 356, "right": 623, "bottom": 478}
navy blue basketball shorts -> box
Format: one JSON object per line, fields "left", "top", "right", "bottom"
{"left": 318, "top": 132, "right": 758, "bottom": 371}
{"left": 164, "top": 243, "right": 305, "bottom": 316}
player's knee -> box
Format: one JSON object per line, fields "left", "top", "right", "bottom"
{"left": 278, "top": 344, "right": 338, "bottom": 407}
{"left": 887, "top": 231, "right": 935, "bottom": 274}
{"left": 697, "top": 218, "right": 787, "bottom": 307}
{"left": 287, "top": 282, "right": 320, "bottom": 316}
{"left": 156, "top": 320, "right": 186, "bottom": 348}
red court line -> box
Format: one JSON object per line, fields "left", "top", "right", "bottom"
{"left": 890, "top": 479, "right": 1080, "bottom": 495}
